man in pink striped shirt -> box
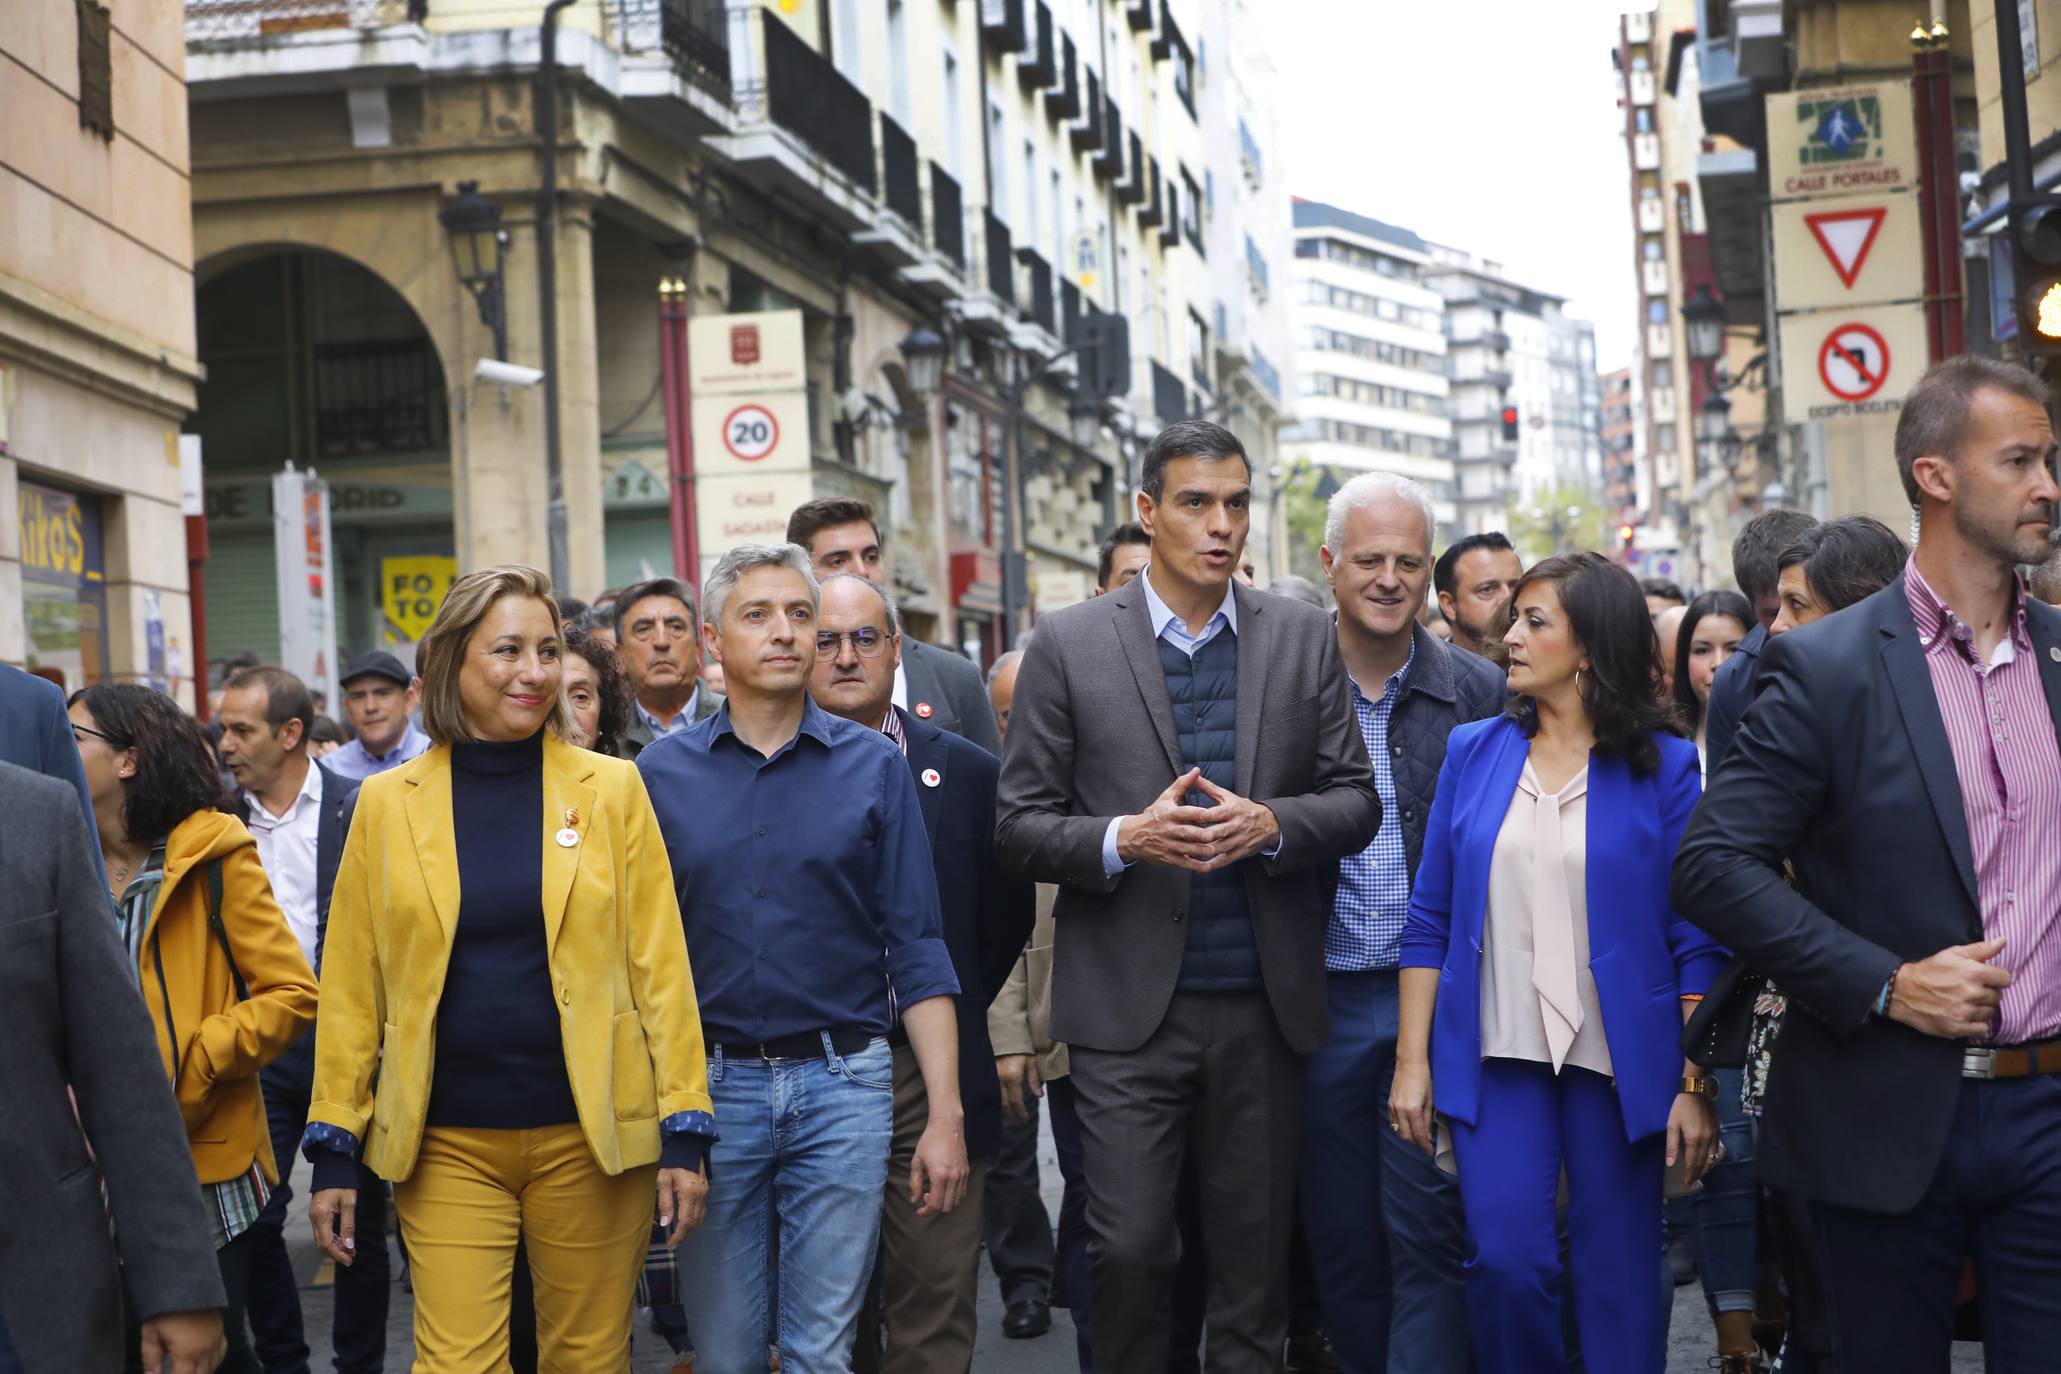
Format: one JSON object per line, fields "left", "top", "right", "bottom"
{"left": 1675, "top": 355, "right": 2061, "bottom": 1372}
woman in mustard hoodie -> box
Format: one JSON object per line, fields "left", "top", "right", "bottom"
{"left": 69, "top": 683, "right": 319, "bottom": 1374}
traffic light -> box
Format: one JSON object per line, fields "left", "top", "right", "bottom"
{"left": 1500, "top": 405, "right": 1519, "bottom": 442}
{"left": 1618, "top": 523, "right": 1635, "bottom": 550}
{"left": 2012, "top": 195, "right": 2061, "bottom": 352}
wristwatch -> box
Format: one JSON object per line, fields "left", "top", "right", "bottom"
{"left": 1679, "top": 1075, "right": 1718, "bottom": 1099}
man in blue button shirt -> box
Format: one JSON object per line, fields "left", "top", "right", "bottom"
{"left": 639, "top": 542, "right": 968, "bottom": 1374}
{"left": 1308, "top": 474, "right": 1504, "bottom": 1374}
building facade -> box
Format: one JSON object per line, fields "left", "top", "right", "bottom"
{"left": 1426, "top": 245, "right": 1604, "bottom": 535}
{"left": 1285, "top": 201, "right": 1455, "bottom": 530}
{"left": 1601, "top": 365, "right": 1643, "bottom": 523}
{"left": 179, "top": 0, "right": 1295, "bottom": 682}
{"left": 3, "top": 2, "right": 201, "bottom": 698}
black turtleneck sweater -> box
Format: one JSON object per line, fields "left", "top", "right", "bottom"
{"left": 425, "top": 731, "right": 578, "bottom": 1130}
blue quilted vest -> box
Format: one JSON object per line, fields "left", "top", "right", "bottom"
{"left": 1158, "top": 632, "right": 1262, "bottom": 992}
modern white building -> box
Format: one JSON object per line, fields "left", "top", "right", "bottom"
{"left": 1285, "top": 200, "right": 1455, "bottom": 529}
{"left": 1427, "top": 246, "right": 1605, "bottom": 535}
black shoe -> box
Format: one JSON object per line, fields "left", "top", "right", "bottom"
{"left": 1668, "top": 1231, "right": 1699, "bottom": 1286}
{"left": 1002, "top": 1300, "right": 1051, "bottom": 1339}
{"left": 1286, "top": 1328, "right": 1343, "bottom": 1374}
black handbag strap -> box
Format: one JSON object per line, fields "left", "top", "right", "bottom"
{"left": 207, "top": 858, "right": 250, "bottom": 1003}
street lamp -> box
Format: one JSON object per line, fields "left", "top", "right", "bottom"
{"left": 1695, "top": 391, "right": 1736, "bottom": 471}
{"left": 1681, "top": 283, "right": 1727, "bottom": 366}
{"left": 1068, "top": 393, "right": 1104, "bottom": 450}
{"left": 440, "top": 180, "right": 509, "bottom": 361}
{"left": 898, "top": 326, "right": 949, "bottom": 398}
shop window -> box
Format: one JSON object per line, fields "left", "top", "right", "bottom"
{"left": 19, "top": 481, "right": 111, "bottom": 690}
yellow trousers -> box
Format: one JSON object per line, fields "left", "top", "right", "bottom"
{"left": 391, "top": 1124, "right": 655, "bottom": 1373}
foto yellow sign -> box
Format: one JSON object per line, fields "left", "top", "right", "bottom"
{"left": 382, "top": 555, "right": 457, "bottom": 643}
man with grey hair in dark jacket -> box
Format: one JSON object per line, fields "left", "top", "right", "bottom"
{"left": 1306, "top": 471, "right": 1504, "bottom": 1374}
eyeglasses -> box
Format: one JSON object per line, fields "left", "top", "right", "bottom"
{"left": 816, "top": 628, "right": 891, "bottom": 658}
{"left": 71, "top": 722, "right": 127, "bottom": 748}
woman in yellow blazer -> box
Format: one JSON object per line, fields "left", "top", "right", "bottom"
{"left": 304, "top": 564, "right": 714, "bottom": 1373}
{"left": 69, "top": 682, "right": 319, "bottom": 1373}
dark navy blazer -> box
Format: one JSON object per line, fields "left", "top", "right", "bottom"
{"left": 1399, "top": 715, "right": 1726, "bottom": 1142}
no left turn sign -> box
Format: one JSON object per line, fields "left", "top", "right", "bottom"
{"left": 1817, "top": 323, "right": 1890, "bottom": 403}
{"left": 723, "top": 403, "right": 780, "bottom": 462}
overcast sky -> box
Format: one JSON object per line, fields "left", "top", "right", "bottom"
{"left": 1270, "top": 0, "right": 1641, "bottom": 373}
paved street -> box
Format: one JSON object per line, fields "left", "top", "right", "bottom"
{"left": 281, "top": 1115, "right": 1983, "bottom": 1372}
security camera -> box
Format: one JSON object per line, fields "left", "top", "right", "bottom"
{"left": 475, "top": 358, "right": 544, "bottom": 388}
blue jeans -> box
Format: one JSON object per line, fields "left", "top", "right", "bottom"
{"left": 1691, "top": 1067, "right": 1759, "bottom": 1318}
{"left": 1300, "top": 971, "right": 1470, "bottom": 1374}
{"left": 675, "top": 1034, "right": 894, "bottom": 1374}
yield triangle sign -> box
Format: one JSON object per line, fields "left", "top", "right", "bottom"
{"left": 1803, "top": 207, "right": 1887, "bottom": 290}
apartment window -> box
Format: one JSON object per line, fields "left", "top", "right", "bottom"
{"left": 943, "top": 50, "right": 963, "bottom": 176}
{"left": 1650, "top": 361, "right": 1671, "bottom": 385}
{"left": 1656, "top": 423, "right": 1677, "bottom": 451}
{"left": 1646, "top": 299, "right": 1667, "bottom": 323}
{"left": 1642, "top": 238, "right": 1664, "bottom": 261}
{"left": 886, "top": 0, "right": 912, "bottom": 125}
{"left": 833, "top": 0, "right": 864, "bottom": 84}
{"left": 1051, "top": 169, "right": 1064, "bottom": 264}
{"left": 77, "top": 0, "right": 113, "bottom": 140}
{"left": 1634, "top": 108, "right": 1653, "bottom": 133}
{"left": 987, "top": 101, "right": 1008, "bottom": 221}
{"left": 1189, "top": 310, "right": 1210, "bottom": 386}
{"left": 1180, "top": 169, "right": 1203, "bottom": 251}
{"left": 1173, "top": 41, "right": 1195, "bottom": 115}
{"left": 1023, "top": 140, "right": 1038, "bottom": 244}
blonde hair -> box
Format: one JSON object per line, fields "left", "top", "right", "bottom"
{"left": 416, "top": 564, "right": 573, "bottom": 745}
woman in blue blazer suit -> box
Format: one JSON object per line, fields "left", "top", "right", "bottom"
{"left": 1389, "top": 552, "right": 1727, "bottom": 1374}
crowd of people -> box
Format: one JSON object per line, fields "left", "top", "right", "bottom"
{"left": 3, "top": 353, "right": 2060, "bottom": 1374}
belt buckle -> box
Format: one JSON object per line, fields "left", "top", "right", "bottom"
{"left": 1963, "top": 1047, "right": 1997, "bottom": 1080}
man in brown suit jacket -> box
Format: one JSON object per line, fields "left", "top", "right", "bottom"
{"left": 996, "top": 421, "right": 1380, "bottom": 1373}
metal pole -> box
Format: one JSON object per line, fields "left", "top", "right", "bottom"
{"left": 1998, "top": 0, "right": 2037, "bottom": 204}
{"left": 1002, "top": 354, "right": 1024, "bottom": 648}
{"left": 1914, "top": 37, "right": 1947, "bottom": 362}
{"left": 537, "top": 0, "right": 576, "bottom": 595}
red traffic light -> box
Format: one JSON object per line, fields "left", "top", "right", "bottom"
{"left": 1501, "top": 406, "right": 1518, "bottom": 425}
{"left": 1500, "top": 406, "right": 1519, "bottom": 441}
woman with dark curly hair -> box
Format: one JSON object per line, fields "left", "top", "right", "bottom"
{"left": 1389, "top": 552, "right": 1726, "bottom": 1374}
{"left": 560, "top": 626, "right": 634, "bottom": 758}
{"left": 67, "top": 684, "right": 318, "bottom": 1374}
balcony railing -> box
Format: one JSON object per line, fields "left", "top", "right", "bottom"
{"left": 1071, "top": 68, "right": 1104, "bottom": 153}
{"left": 1152, "top": 359, "right": 1189, "bottom": 424}
{"left": 1061, "top": 279, "right": 1084, "bottom": 344}
{"left": 984, "top": 212, "right": 1015, "bottom": 304}
{"left": 185, "top": 0, "right": 419, "bottom": 42}
{"left": 1019, "top": 249, "right": 1055, "bottom": 333}
{"left": 1019, "top": 1, "right": 1057, "bottom": 91}
{"left": 1117, "top": 130, "right": 1146, "bottom": 205}
{"left": 1249, "top": 345, "right": 1281, "bottom": 402}
{"left": 1047, "top": 32, "right": 1081, "bottom": 119}
{"left": 1137, "top": 155, "right": 1164, "bottom": 228}
{"left": 980, "top": 0, "right": 1027, "bottom": 54}
{"left": 1092, "top": 99, "right": 1123, "bottom": 179}
{"left": 1245, "top": 234, "right": 1270, "bottom": 298}
{"left": 932, "top": 163, "right": 965, "bottom": 266}
{"left": 763, "top": 13, "right": 876, "bottom": 194}
{"left": 609, "top": 0, "right": 731, "bottom": 102}
{"left": 881, "top": 115, "right": 921, "bottom": 227}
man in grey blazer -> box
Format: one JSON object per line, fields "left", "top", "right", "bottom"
{"left": 996, "top": 420, "right": 1382, "bottom": 1373}
{"left": 0, "top": 762, "right": 229, "bottom": 1373}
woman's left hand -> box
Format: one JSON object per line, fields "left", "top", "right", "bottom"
{"left": 657, "top": 1165, "right": 708, "bottom": 1248}
{"left": 1666, "top": 1091, "right": 1722, "bottom": 1186}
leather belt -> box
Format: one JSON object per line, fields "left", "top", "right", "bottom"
{"left": 1962, "top": 1037, "right": 2061, "bottom": 1080}
{"left": 717, "top": 1027, "right": 874, "bottom": 1062}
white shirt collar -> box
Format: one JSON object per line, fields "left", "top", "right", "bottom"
{"left": 245, "top": 754, "right": 322, "bottom": 827}
{"left": 1138, "top": 564, "right": 1238, "bottom": 640}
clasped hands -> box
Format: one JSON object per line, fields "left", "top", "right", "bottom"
{"left": 1117, "top": 767, "right": 1280, "bottom": 874}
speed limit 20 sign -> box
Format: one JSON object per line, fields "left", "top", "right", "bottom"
{"left": 723, "top": 404, "right": 780, "bottom": 462}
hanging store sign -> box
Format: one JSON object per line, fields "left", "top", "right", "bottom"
{"left": 273, "top": 465, "right": 341, "bottom": 708}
